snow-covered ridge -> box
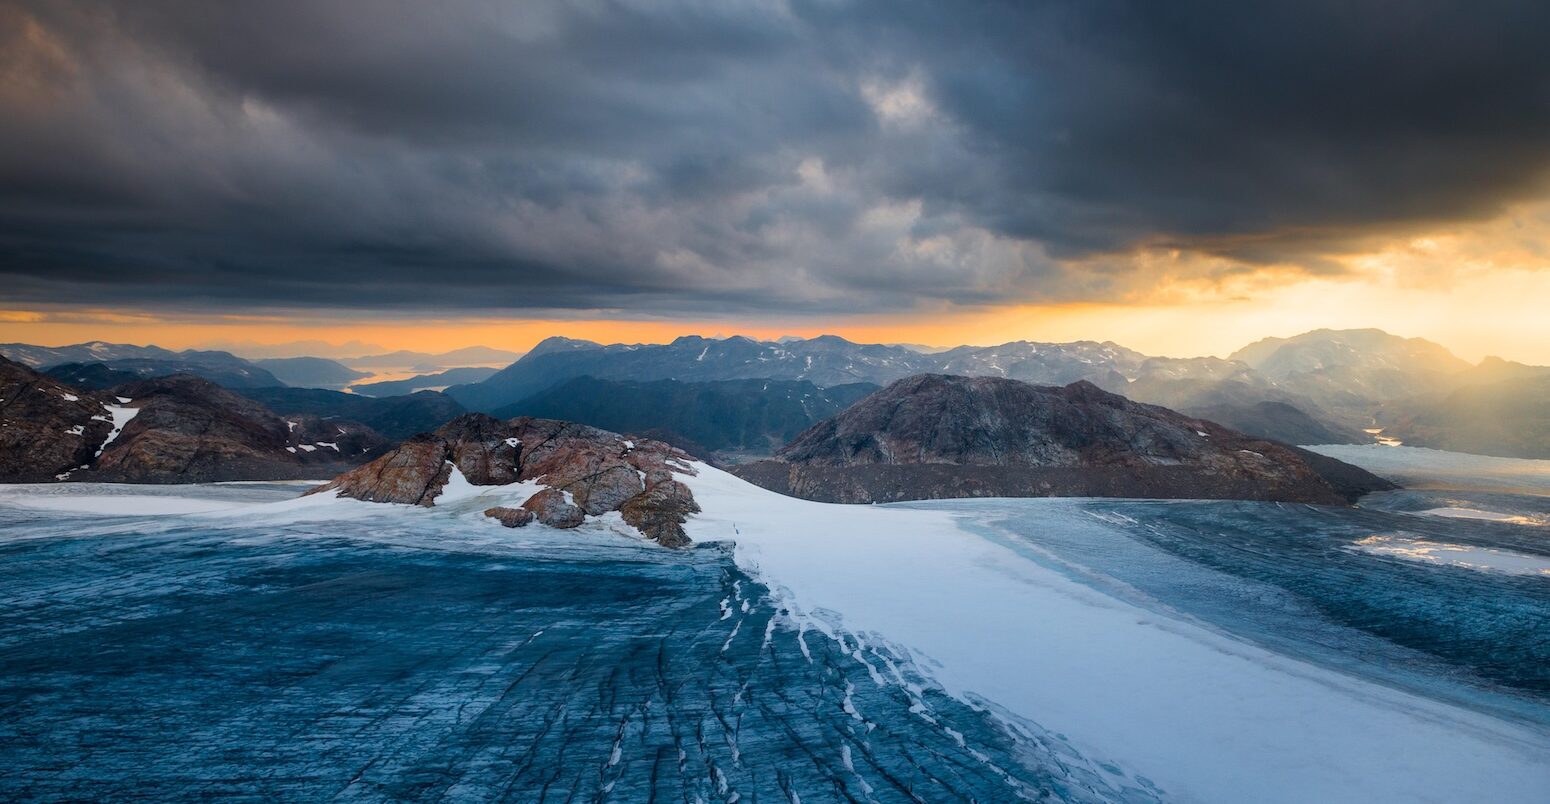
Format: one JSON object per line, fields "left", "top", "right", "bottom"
{"left": 677, "top": 463, "right": 1550, "bottom": 803}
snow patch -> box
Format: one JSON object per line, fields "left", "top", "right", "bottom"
{"left": 434, "top": 463, "right": 547, "bottom": 509}
{"left": 94, "top": 403, "right": 139, "bottom": 458}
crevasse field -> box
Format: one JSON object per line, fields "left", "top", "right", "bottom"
{"left": 1, "top": 446, "right": 1547, "bottom": 802}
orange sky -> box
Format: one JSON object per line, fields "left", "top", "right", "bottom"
{"left": 5, "top": 201, "right": 1550, "bottom": 364}
{"left": 3, "top": 266, "right": 1549, "bottom": 364}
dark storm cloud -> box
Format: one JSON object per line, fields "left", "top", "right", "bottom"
{"left": 1, "top": 0, "right": 1548, "bottom": 314}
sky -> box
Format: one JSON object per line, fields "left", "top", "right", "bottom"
{"left": 3, "top": 1, "right": 1550, "bottom": 362}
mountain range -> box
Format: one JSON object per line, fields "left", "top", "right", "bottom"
{"left": 0, "top": 341, "right": 183, "bottom": 368}
{"left": 0, "top": 341, "right": 514, "bottom": 395}
{"left": 45, "top": 357, "right": 286, "bottom": 390}
{"left": 8, "top": 328, "right": 1547, "bottom": 461}
{"left": 493, "top": 377, "right": 879, "bottom": 460}
{"left": 445, "top": 334, "right": 1198, "bottom": 413}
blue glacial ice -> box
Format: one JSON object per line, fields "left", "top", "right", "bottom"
{"left": 0, "top": 482, "right": 1152, "bottom": 803}
{"left": 2, "top": 448, "right": 1549, "bottom": 803}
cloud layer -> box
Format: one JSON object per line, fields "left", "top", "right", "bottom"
{"left": 3, "top": 0, "right": 1548, "bottom": 315}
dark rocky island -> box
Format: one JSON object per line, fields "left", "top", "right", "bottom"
{"left": 733, "top": 374, "right": 1394, "bottom": 505}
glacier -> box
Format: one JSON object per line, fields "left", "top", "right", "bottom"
{"left": 1, "top": 446, "right": 1547, "bottom": 802}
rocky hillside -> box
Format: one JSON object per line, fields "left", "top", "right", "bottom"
{"left": 1, "top": 358, "right": 387, "bottom": 483}
{"left": 311, "top": 415, "right": 701, "bottom": 547}
{"left": 235, "top": 387, "right": 466, "bottom": 440}
{"left": 89, "top": 375, "right": 386, "bottom": 483}
{"left": 493, "top": 376, "right": 878, "bottom": 460}
{"left": 1, "top": 356, "right": 122, "bottom": 482}
{"left": 1184, "top": 400, "right": 1370, "bottom": 446}
{"left": 733, "top": 375, "right": 1393, "bottom": 505}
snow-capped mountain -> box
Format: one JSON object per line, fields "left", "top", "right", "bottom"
{"left": 449, "top": 335, "right": 1163, "bottom": 412}
{"left": 0, "top": 341, "right": 181, "bottom": 368}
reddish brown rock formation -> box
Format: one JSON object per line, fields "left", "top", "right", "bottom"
{"left": 483, "top": 506, "right": 535, "bottom": 528}
{"left": 520, "top": 488, "right": 585, "bottom": 528}
{"left": 311, "top": 414, "right": 701, "bottom": 546}
{"left": 619, "top": 479, "right": 700, "bottom": 548}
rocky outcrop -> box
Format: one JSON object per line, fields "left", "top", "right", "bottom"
{"left": 521, "top": 489, "right": 585, "bottom": 528}
{"left": 619, "top": 479, "right": 699, "bottom": 548}
{"left": 733, "top": 375, "right": 1394, "bottom": 505}
{"left": 483, "top": 506, "right": 535, "bottom": 528}
{"left": 316, "top": 435, "right": 452, "bottom": 504}
{"left": 311, "top": 414, "right": 701, "bottom": 546}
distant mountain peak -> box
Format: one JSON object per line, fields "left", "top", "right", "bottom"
{"left": 526, "top": 336, "right": 602, "bottom": 357}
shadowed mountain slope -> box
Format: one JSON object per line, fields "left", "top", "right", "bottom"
{"left": 734, "top": 375, "right": 1393, "bottom": 505}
